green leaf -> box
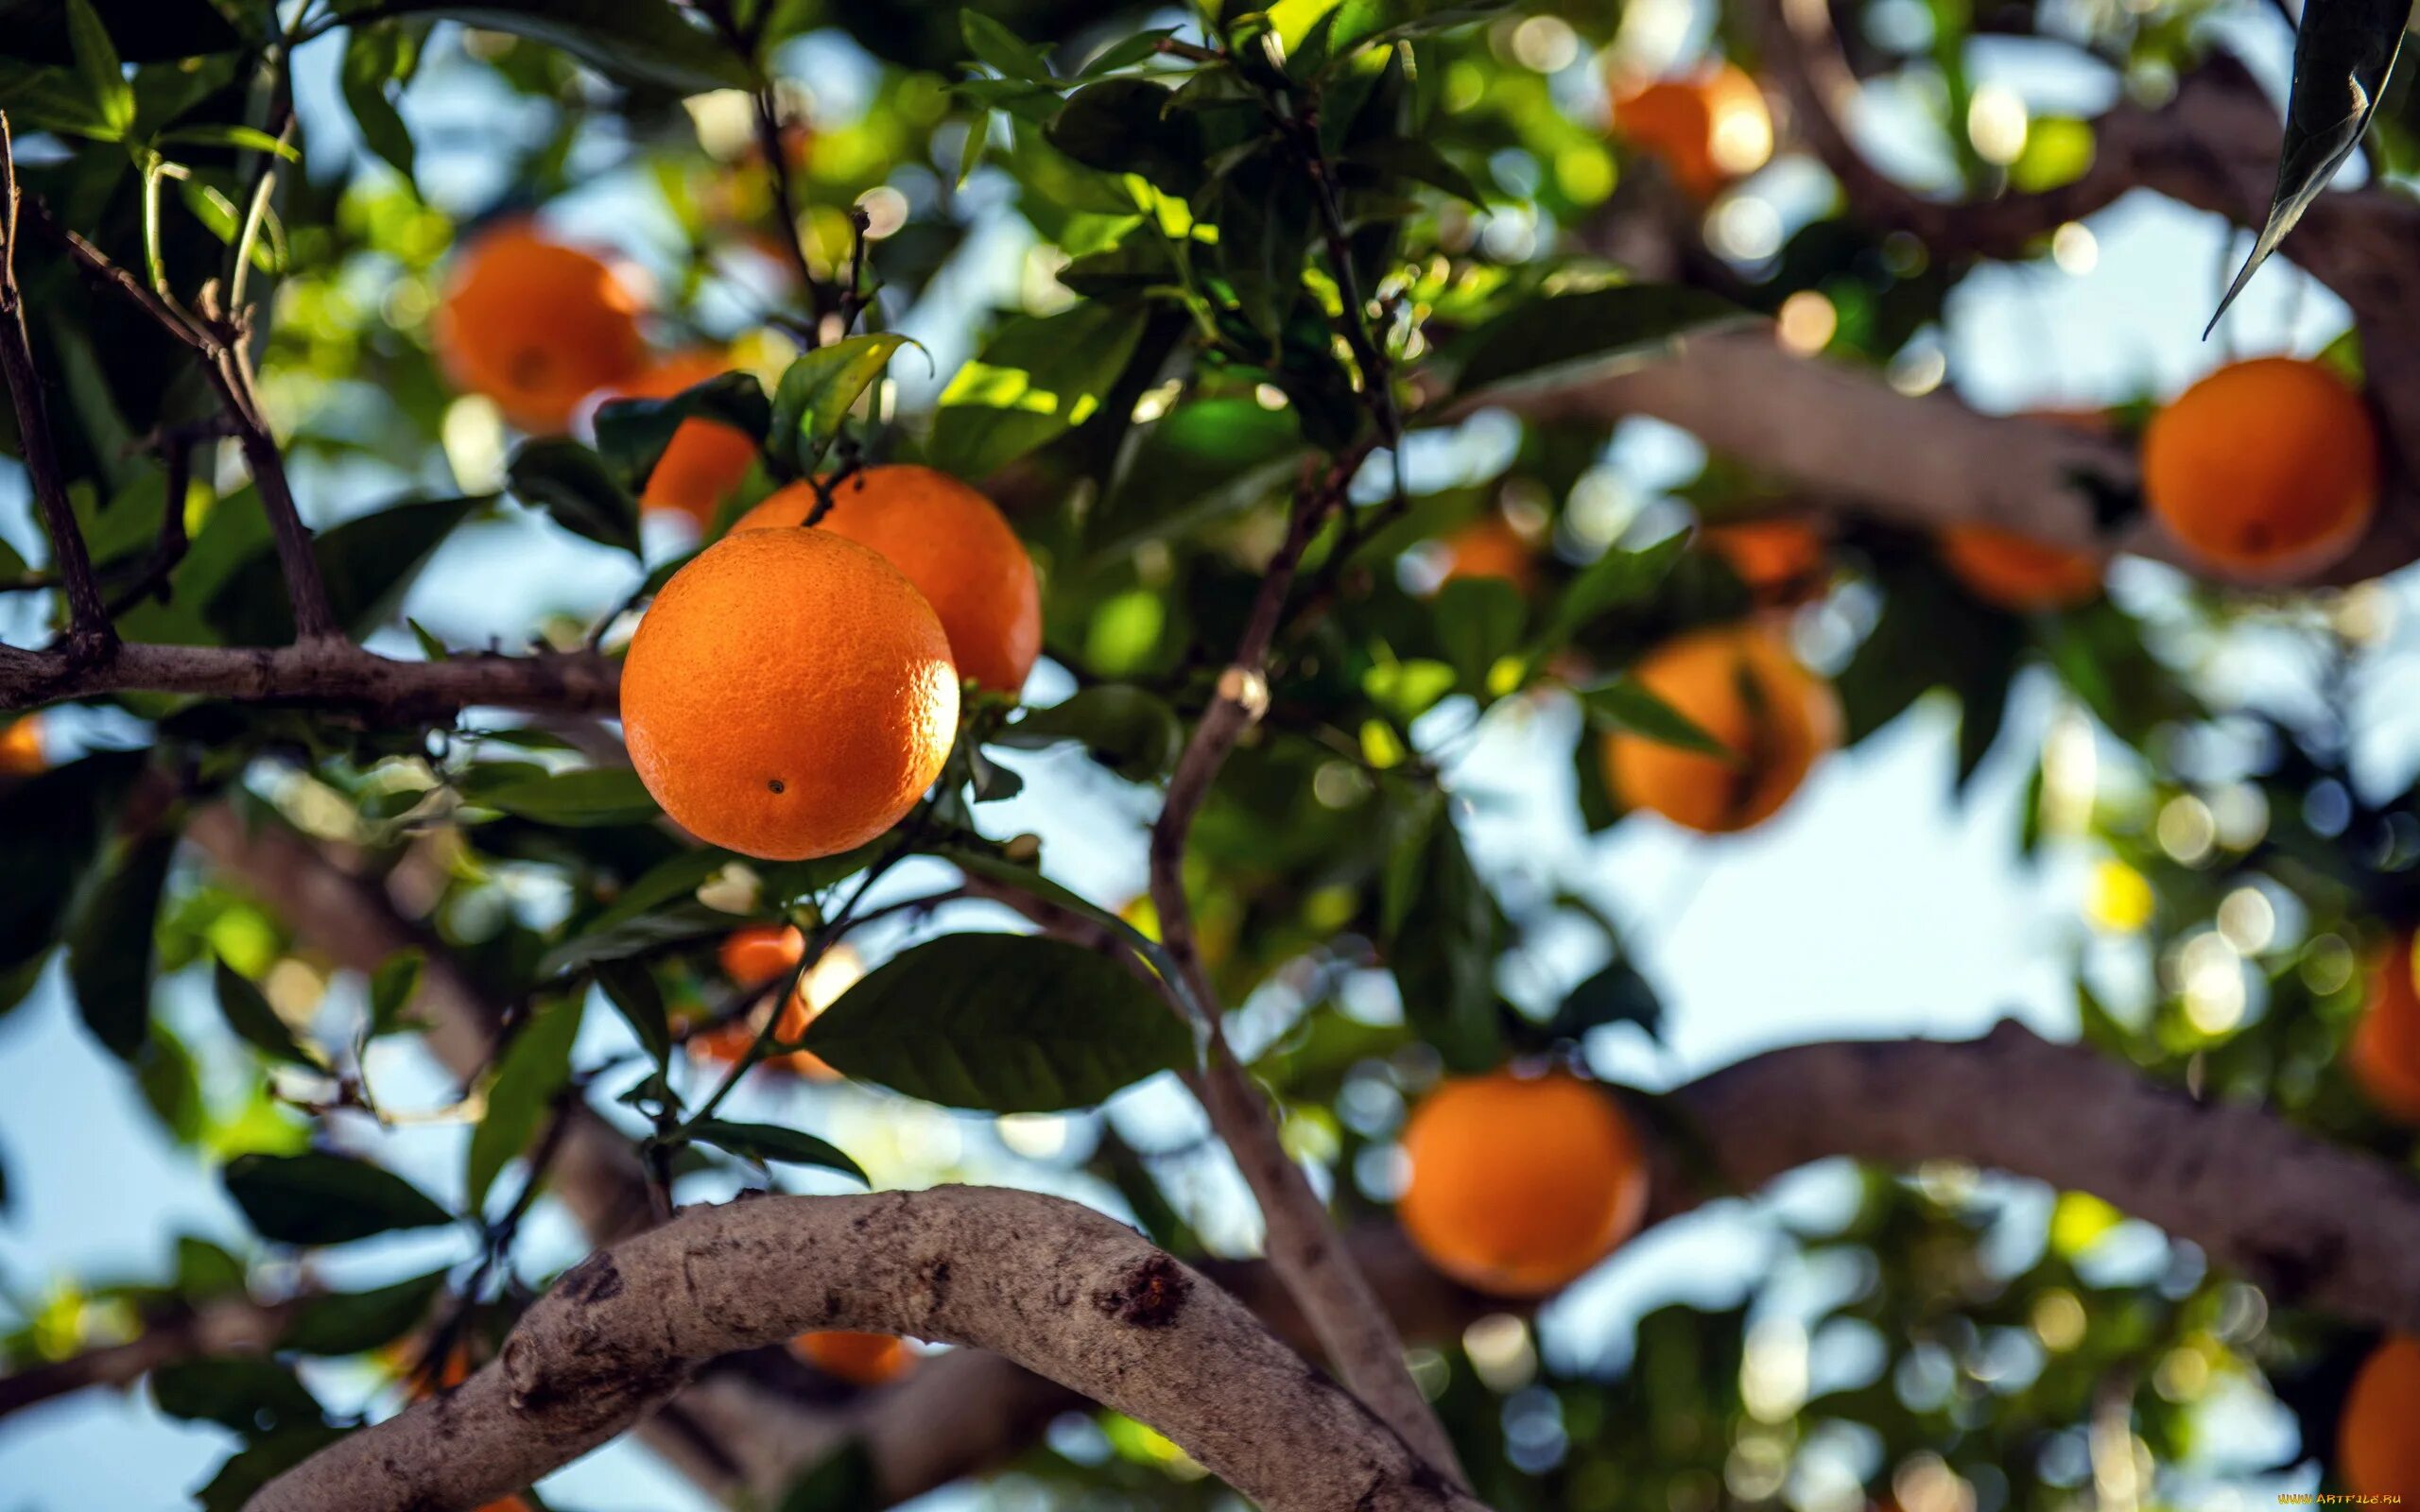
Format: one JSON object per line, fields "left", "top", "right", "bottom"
{"left": 357, "top": 1, "right": 752, "bottom": 93}
{"left": 960, "top": 10, "right": 1051, "bottom": 79}
{"left": 467, "top": 765, "right": 661, "bottom": 827}
{"left": 1328, "top": 0, "right": 1513, "bottom": 53}
{"left": 340, "top": 25, "right": 419, "bottom": 188}
{"left": 803, "top": 934, "right": 1188, "bottom": 1112}
{"left": 464, "top": 995, "right": 584, "bottom": 1212}
{"left": 594, "top": 369, "right": 769, "bottom": 494}
{"left": 62, "top": 0, "right": 130, "bottom": 138}
{"left": 991, "top": 684, "right": 1183, "bottom": 782}
{"left": 1540, "top": 530, "right": 1687, "bottom": 647}
{"left": 280, "top": 1268, "right": 449, "bottom": 1355}
{"left": 594, "top": 958, "right": 671, "bottom": 1065}
{"left": 1547, "top": 956, "right": 1664, "bottom": 1040}
{"left": 156, "top": 124, "right": 302, "bottom": 161}
{"left": 930, "top": 301, "right": 1150, "bottom": 479}
{"left": 509, "top": 437, "right": 642, "bottom": 557}
{"left": 208, "top": 495, "right": 490, "bottom": 644}
{"left": 368, "top": 947, "right": 425, "bottom": 1035}
{"left": 213, "top": 957, "right": 320, "bottom": 1067}
{"left": 1387, "top": 798, "right": 1500, "bottom": 1072}
{"left": 64, "top": 827, "right": 175, "bottom": 1060}
{"left": 767, "top": 335, "right": 916, "bottom": 474}
{"left": 222, "top": 1151, "right": 451, "bottom": 1246}
{"left": 2208, "top": 0, "right": 2408, "bottom": 334}
{"left": 1432, "top": 576, "right": 1527, "bottom": 694}
{"left": 1090, "top": 397, "right": 1305, "bottom": 557}
{"left": 0, "top": 750, "right": 146, "bottom": 1011}
{"left": 1079, "top": 27, "right": 1178, "bottom": 77}
{"left": 152, "top": 1357, "right": 322, "bottom": 1435}
{"left": 1579, "top": 677, "right": 1724, "bottom": 756}
{"left": 1449, "top": 284, "right": 1749, "bottom": 400}
{"left": 777, "top": 1440, "right": 878, "bottom": 1512}
{"left": 1343, "top": 137, "right": 1483, "bottom": 205}
{"left": 688, "top": 1119, "right": 869, "bottom": 1182}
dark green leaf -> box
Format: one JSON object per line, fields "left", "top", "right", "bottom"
{"left": 803, "top": 934, "right": 1188, "bottom": 1112}
{"left": 1450, "top": 285, "right": 1749, "bottom": 400}
{"left": 64, "top": 827, "right": 175, "bottom": 1060}
{"left": 340, "top": 25, "right": 418, "bottom": 188}
{"left": 152, "top": 1357, "right": 322, "bottom": 1435}
{"left": 1046, "top": 77, "right": 1212, "bottom": 196}
{"left": 1432, "top": 576, "right": 1528, "bottom": 694}
{"left": 157, "top": 124, "right": 302, "bottom": 160}
{"left": 208, "top": 495, "right": 489, "bottom": 644}
{"left": 509, "top": 437, "right": 642, "bottom": 556}
{"left": 213, "top": 957, "right": 320, "bottom": 1067}
{"left": 1547, "top": 956, "right": 1663, "bottom": 1040}
{"left": 1541, "top": 531, "right": 1688, "bottom": 647}
{"left": 767, "top": 335, "right": 916, "bottom": 474}
{"left": 594, "top": 958, "right": 671, "bottom": 1065}
{"left": 1079, "top": 27, "right": 1178, "bottom": 77}
{"left": 0, "top": 750, "right": 146, "bottom": 1010}
{"left": 992, "top": 684, "right": 1183, "bottom": 782}
{"left": 464, "top": 994, "right": 584, "bottom": 1211}
{"left": 1343, "top": 137, "right": 1483, "bottom": 204}
{"left": 777, "top": 1440, "right": 878, "bottom": 1512}
{"left": 2208, "top": 0, "right": 2408, "bottom": 333}
{"left": 280, "top": 1268, "right": 449, "bottom": 1355}
{"left": 62, "top": 0, "right": 130, "bottom": 138}
{"left": 368, "top": 947, "right": 425, "bottom": 1035}
{"left": 689, "top": 1119, "right": 869, "bottom": 1182}
{"left": 1387, "top": 798, "right": 1500, "bottom": 1072}
{"left": 357, "top": 0, "right": 751, "bottom": 92}
{"left": 1090, "top": 397, "right": 1304, "bottom": 556}
{"left": 1579, "top": 677, "right": 1725, "bottom": 756}
{"left": 468, "top": 766, "right": 661, "bottom": 827}
{"left": 222, "top": 1151, "right": 451, "bottom": 1246}
{"left": 594, "top": 370, "right": 769, "bottom": 494}
{"left": 960, "top": 9, "right": 1051, "bottom": 79}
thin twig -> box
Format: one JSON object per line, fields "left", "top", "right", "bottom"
{"left": 0, "top": 115, "right": 115, "bottom": 662}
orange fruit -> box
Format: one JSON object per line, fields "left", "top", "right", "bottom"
{"left": 0, "top": 715, "right": 43, "bottom": 775}
{"left": 621, "top": 529, "right": 959, "bottom": 861}
{"left": 1397, "top": 1068, "right": 1649, "bottom": 1296}
{"left": 1612, "top": 62, "right": 1772, "bottom": 199}
{"left": 1601, "top": 623, "right": 1840, "bottom": 833}
{"left": 791, "top": 1330, "right": 912, "bottom": 1386}
{"left": 2140, "top": 356, "right": 2377, "bottom": 581}
{"left": 1433, "top": 514, "right": 1537, "bottom": 593}
{"left": 1701, "top": 518, "right": 1826, "bottom": 607}
{"left": 600, "top": 352, "right": 759, "bottom": 526}
{"left": 2350, "top": 932, "right": 2420, "bottom": 1124}
{"left": 718, "top": 923, "right": 804, "bottom": 987}
{"left": 1939, "top": 525, "right": 2101, "bottom": 611}
{"left": 435, "top": 222, "right": 648, "bottom": 434}
{"left": 735, "top": 465, "right": 1043, "bottom": 694}
{"left": 2340, "top": 1333, "right": 2420, "bottom": 1494}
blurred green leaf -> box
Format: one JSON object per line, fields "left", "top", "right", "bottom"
{"left": 595, "top": 369, "right": 768, "bottom": 494}
{"left": 152, "top": 1357, "right": 322, "bottom": 1435}
{"left": 1579, "top": 677, "right": 1724, "bottom": 756}
{"left": 355, "top": 0, "right": 752, "bottom": 92}
{"left": 467, "top": 766, "right": 661, "bottom": 827}
{"left": 64, "top": 827, "right": 175, "bottom": 1060}
{"left": 222, "top": 1151, "right": 451, "bottom": 1246}
{"left": 509, "top": 437, "right": 642, "bottom": 557}
{"left": 62, "top": 0, "right": 131, "bottom": 139}
{"left": 280, "top": 1269, "right": 448, "bottom": 1355}
{"left": 213, "top": 957, "right": 320, "bottom": 1067}
{"left": 688, "top": 1118, "right": 869, "bottom": 1182}
{"left": 594, "top": 958, "right": 671, "bottom": 1065}
{"left": 1449, "top": 284, "right": 1748, "bottom": 400}
{"left": 464, "top": 994, "right": 584, "bottom": 1211}
{"left": 992, "top": 684, "right": 1183, "bottom": 782}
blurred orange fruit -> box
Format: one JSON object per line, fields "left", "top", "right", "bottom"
{"left": 2141, "top": 357, "right": 2377, "bottom": 581}
{"left": 791, "top": 1330, "right": 912, "bottom": 1386}
{"left": 2350, "top": 931, "right": 2420, "bottom": 1124}
{"left": 621, "top": 530, "right": 958, "bottom": 860}
{"left": 1601, "top": 623, "right": 1839, "bottom": 833}
{"left": 1938, "top": 525, "right": 2101, "bottom": 611}
{"left": 2340, "top": 1333, "right": 2420, "bottom": 1494}
{"left": 601, "top": 352, "right": 759, "bottom": 526}
{"left": 435, "top": 222, "right": 647, "bottom": 434}
{"left": 1701, "top": 518, "right": 1826, "bottom": 608}
{"left": 1433, "top": 514, "right": 1537, "bottom": 593}
{"left": 690, "top": 934, "right": 857, "bottom": 1079}
{"left": 719, "top": 922, "right": 804, "bottom": 987}
{"left": 0, "top": 715, "right": 43, "bottom": 775}
{"left": 1397, "top": 1068, "right": 1649, "bottom": 1296}
{"left": 1611, "top": 62, "right": 1772, "bottom": 199}
{"left": 736, "top": 465, "right": 1042, "bottom": 695}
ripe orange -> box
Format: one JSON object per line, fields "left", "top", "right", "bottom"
{"left": 1602, "top": 623, "right": 1840, "bottom": 833}
{"left": 1701, "top": 518, "right": 1826, "bottom": 608}
{"left": 600, "top": 352, "right": 759, "bottom": 526}
{"left": 620, "top": 529, "right": 959, "bottom": 861}
{"left": 0, "top": 715, "right": 43, "bottom": 775}
{"left": 434, "top": 222, "right": 648, "bottom": 435}
{"left": 719, "top": 923, "right": 804, "bottom": 987}
{"left": 1433, "top": 514, "right": 1537, "bottom": 593}
{"left": 735, "top": 465, "right": 1042, "bottom": 694}
{"left": 791, "top": 1330, "right": 912, "bottom": 1386}
{"left": 1611, "top": 62, "right": 1772, "bottom": 199}
{"left": 2340, "top": 1333, "right": 2420, "bottom": 1494}
{"left": 2140, "top": 357, "right": 2377, "bottom": 581}
{"left": 1397, "top": 1068, "right": 1649, "bottom": 1296}
{"left": 1939, "top": 525, "right": 2101, "bottom": 611}
{"left": 2350, "top": 932, "right": 2420, "bottom": 1124}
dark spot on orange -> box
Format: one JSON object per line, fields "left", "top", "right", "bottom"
{"left": 768, "top": 778, "right": 786, "bottom": 794}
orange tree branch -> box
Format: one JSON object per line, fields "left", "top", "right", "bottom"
{"left": 0, "top": 640, "right": 619, "bottom": 719}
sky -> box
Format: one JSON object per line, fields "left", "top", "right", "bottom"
{"left": 0, "top": 3, "right": 2404, "bottom": 1509}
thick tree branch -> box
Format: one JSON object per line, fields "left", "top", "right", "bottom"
{"left": 244, "top": 1187, "right": 1482, "bottom": 1512}
{"left": 0, "top": 640, "right": 618, "bottom": 718}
